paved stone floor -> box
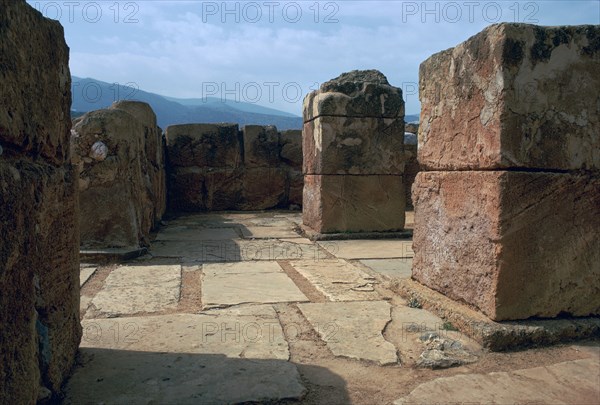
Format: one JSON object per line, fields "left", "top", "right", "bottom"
{"left": 67, "top": 211, "right": 600, "bottom": 404}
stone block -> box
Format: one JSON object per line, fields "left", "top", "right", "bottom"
{"left": 419, "top": 23, "right": 600, "bottom": 171}
{"left": 239, "top": 168, "right": 287, "bottom": 210}
{"left": 168, "top": 167, "right": 243, "bottom": 211}
{"left": 412, "top": 170, "right": 600, "bottom": 321}
{"left": 242, "top": 125, "right": 280, "bottom": 167}
{"left": 166, "top": 123, "right": 242, "bottom": 168}
{"left": 303, "top": 116, "right": 405, "bottom": 175}
{"left": 303, "top": 175, "right": 405, "bottom": 233}
{"left": 280, "top": 129, "right": 303, "bottom": 169}
{"left": 303, "top": 70, "right": 404, "bottom": 120}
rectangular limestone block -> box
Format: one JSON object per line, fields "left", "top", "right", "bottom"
{"left": 280, "top": 129, "right": 303, "bottom": 169}
{"left": 412, "top": 171, "right": 600, "bottom": 321}
{"left": 303, "top": 116, "right": 405, "bottom": 175}
{"left": 242, "top": 125, "right": 281, "bottom": 168}
{"left": 0, "top": 1, "right": 71, "bottom": 166}
{"left": 239, "top": 168, "right": 287, "bottom": 210}
{"left": 303, "top": 175, "right": 405, "bottom": 233}
{"left": 166, "top": 123, "right": 241, "bottom": 168}
{"left": 419, "top": 23, "right": 600, "bottom": 171}
{"left": 168, "top": 167, "right": 242, "bottom": 211}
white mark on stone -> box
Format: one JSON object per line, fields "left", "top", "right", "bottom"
{"left": 89, "top": 141, "right": 108, "bottom": 161}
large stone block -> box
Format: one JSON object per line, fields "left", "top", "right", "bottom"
{"left": 168, "top": 168, "right": 243, "bottom": 211}
{"left": 72, "top": 108, "right": 155, "bottom": 248}
{"left": 412, "top": 171, "right": 600, "bottom": 321}
{"left": 419, "top": 23, "right": 600, "bottom": 171}
{"left": 166, "top": 123, "right": 242, "bottom": 168}
{"left": 239, "top": 168, "right": 287, "bottom": 210}
{"left": 303, "top": 175, "right": 405, "bottom": 233}
{"left": 303, "top": 116, "right": 405, "bottom": 175}
{"left": 242, "top": 125, "right": 280, "bottom": 168}
{"left": 303, "top": 70, "right": 404, "bottom": 120}
{"left": 0, "top": 1, "right": 71, "bottom": 166}
{"left": 110, "top": 101, "right": 167, "bottom": 225}
{"left": 280, "top": 129, "right": 303, "bottom": 169}
{"left": 0, "top": 2, "right": 80, "bottom": 402}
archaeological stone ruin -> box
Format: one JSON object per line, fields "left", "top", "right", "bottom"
{"left": 1, "top": 0, "right": 599, "bottom": 401}
{"left": 413, "top": 23, "right": 600, "bottom": 321}
{"left": 0, "top": 2, "right": 81, "bottom": 402}
{"left": 302, "top": 70, "right": 407, "bottom": 234}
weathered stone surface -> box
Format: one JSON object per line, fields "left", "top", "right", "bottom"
{"left": 90, "top": 265, "right": 181, "bottom": 317}
{"left": 166, "top": 123, "right": 242, "bottom": 168}
{"left": 318, "top": 240, "right": 414, "bottom": 260}
{"left": 72, "top": 108, "right": 158, "bottom": 248}
{"left": 412, "top": 170, "right": 600, "bottom": 321}
{"left": 290, "top": 260, "right": 380, "bottom": 301}
{"left": 80, "top": 267, "right": 97, "bottom": 287}
{"left": 243, "top": 125, "right": 280, "bottom": 167}
{"left": 239, "top": 168, "right": 287, "bottom": 210}
{"left": 0, "top": 2, "right": 80, "bottom": 401}
{"left": 303, "top": 70, "right": 404, "bottom": 120}
{"left": 156, "top": 226, "right": 239, "bottom": 241}
{"left": 360, "top": 259, "right": 413, "bottom": 280}
{"left": 287, "top": 169, "right": 304, "bottom": 206}
{"left": 168, "top": 167, "right": 242, "bottom": 211}
{"left": 395, "top": 357, "right": 600, "bottom": 405}
{"left": 202, "top": 262, "right": 308, "bottom": 308}
{"left": 419, "top": 23, "right": 600, "bottom": 171}
{"left": 110, "top": 101, "right": 167, "bottom": 224}
{"left": 303, "top": 116, "right": 405, "bottom": 175}
{"left": 280, "top": 129, "right": 303, "bottom": 168}
{"left": 403, "top": 143, "right": 419, "bottom": 209}
{"left": 303, "top": 175, "right": 405, "bottom": 233}
{"left": 298, "top": 301, "right": 398, "bottom": 365}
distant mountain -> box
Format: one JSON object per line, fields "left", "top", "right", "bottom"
{"left": 405, "top": 114, "right": 419, "bottom": 123}
{"left": 71, "top": 76, "right": 303, "bottom": 130}
{"left": 71, "top": 76, "right": 420, "bottom": 130}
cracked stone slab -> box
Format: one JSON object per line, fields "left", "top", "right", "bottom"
{"left": 290, "top": 260, "right": 381, "bottom": 301}
{"left": 79, "top": 306, "right": 290, "bottom": 360}
{"left": 80, "top": 267, "right": 97, "bottom": 287}
{"left": 319, "top": 240, "right": 413, "bottom": 259}
{"left": 360, "top": 259, "right": 412, "bottom": 280}
{"left": 297, "top": 301, "right": 398, "bottom": 365}
{"left": 90, "top": 265, "right": 181, "bottom": 316}
{"left": 151, "top": 239, "right": 325, "bottom": 262}
{"left": 394, "top": 357, "right": 600, "bottom": 405}
{"left": 202, "top": 262, "right": 308, "bottom": 309}
{"left": 155, "top": 226, "right": 240, "bottom": 241}
{"left": 66, "top": 307, "right": 305, "bottom": 405}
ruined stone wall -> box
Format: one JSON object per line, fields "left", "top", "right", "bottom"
{"left": 302, "top": 70, "right": 407, "bottom": 233}
{"left": 166, "top": 124, "right": 302, "bottom": 211}
{"left": 413, "top": 23, "right": 600, "bottom": 321}
{"left": 71, "top": 101, "right": 166, "bottom": 249}
{"left": 0, "top": 1, "right": 81, "bottom": 401}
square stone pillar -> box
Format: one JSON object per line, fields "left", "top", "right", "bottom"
{"left": 302, "top": 70, "right": 406, "bottom": 234}
{"left": 413, "top": 23, "right": 600, "bottom": 321}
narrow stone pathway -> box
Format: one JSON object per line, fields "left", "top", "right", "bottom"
{"left": 66, "top": 211, "right": 600, "bottom": 404}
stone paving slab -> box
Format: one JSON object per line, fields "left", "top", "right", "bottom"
{"left": 155, "top": 226, "right": 240, "bottom": 241}
{"left": 90, "top": 265, "right": 181, "bottom": 316}
{"left": 241, "top": 226, "right": 302, "bottom": 239}
{"left": 319, "top": 240, "right": 413, "bottom": 259}
{"left": 80, "top": 267, "right": 97, "bottom": 286}
{"left": 151, "top": 239, "right": 325, "bottom": 262}
{"left": 394, "top": 357, "right": 600, "bottom": 405}
{"left": 202, "top": 262, "right": 308, "bottom": 309}
{"left": 360, "top": 259, "right": 412, "bottom": 280}
{"left": 80, "top": 306, "right": 290, "bottom": 359}
{"left": 290, "top": 260, "right": 381, "bottom": 301}
{"left": 297, "top": 301, "right": 398, "bottom": 365}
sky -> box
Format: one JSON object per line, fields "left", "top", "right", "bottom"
{"left": 27, "top": 0, "right": 600, "bottom": 116}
